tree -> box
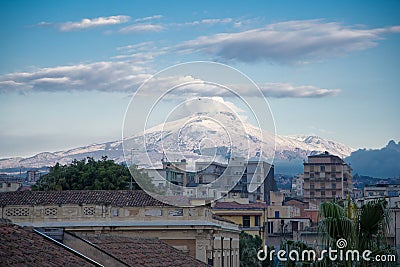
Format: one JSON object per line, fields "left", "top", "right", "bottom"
{"left": 32, "top": 157, "right": 148, "bottom": 191}
{"left": 318, "top": 198, "right": 396, "bottom": 267}
{"left": 239, "top": 231, "right": 273, "bottom": 267}
{"left": 239, "top": 231, "right": 261, "bottom": 267}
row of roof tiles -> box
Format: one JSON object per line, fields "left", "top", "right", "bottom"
{"left": 0, "top": 223, "right": 210, "bottom": 267}
{"left": 0, "top": 190, "right": 168, "bottom": 207}
{"left": 213, "top": 201, "right": 267, "bottom": 210}
{"left": 0, "top": 223, "right": 96, "bottom": 266}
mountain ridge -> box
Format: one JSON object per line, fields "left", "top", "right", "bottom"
{"left": 0, "top": 112, "right": 353, "bottom": 171}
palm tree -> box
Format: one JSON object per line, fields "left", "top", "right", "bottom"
{"left": 318, "top": 198, "right": 396, "bottom": 266}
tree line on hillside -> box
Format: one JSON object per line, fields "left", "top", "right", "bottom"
{"left": 32, "top": 157, "right": 152, "bottom": 191}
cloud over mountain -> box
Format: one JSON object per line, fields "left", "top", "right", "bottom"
{"left": 0, "top": 64, "right": 340, "bottom": 98}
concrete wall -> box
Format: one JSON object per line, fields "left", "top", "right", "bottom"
{"left": 0, "top": 181, "right": 21, "bottom": 192}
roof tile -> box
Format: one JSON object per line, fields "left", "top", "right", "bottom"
{"left": 0, "top": 190, "right": 168, "bottom": 207}
{"left": 0, "top": 224, "right": 96, "bottom": 266}
{"left": 214, "top": 201, "right": 267, "bottom": 210}
{"left": 82, "top": 235, "right": 210, "bottom": 267}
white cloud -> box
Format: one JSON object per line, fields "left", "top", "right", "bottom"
{"left": 57, "top": 15, "right": 130, "bottom": 31}
{"left": 175, "top": 19, "right": 400, "bottom": 63}
{"left": 119, "top": 24, "right": 164, "bottom": 34}
{"left": 134, "top": 15, "right": 163, "bottom": 23}
{"left": 136, "top": 76, "right": 341, "bottom": 99}
{"left": 257, "top": 83, "right": 341, "bottom": 98}
{"left": 167, "top": 96, "right": 245, "bottom": 121}
{"left": 184, "top": 18, "right": 233, "bottom": 26}
{"left": 117, "top": 42, "right": 155, "bottom": 52}
{"left": 113, "top": 41, "right": 167, "bottom": 64}
{"left": 0, "top": 65, "right": 340, "bottom": 98}
{"left": 0, "top": 61, "right": 150, "bottom": 93}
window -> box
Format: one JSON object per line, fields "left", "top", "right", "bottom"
{"left": 320, "top": 166, "right": 325, "bottom": 172}
{"left": 255, "top": 216, "right": 260, "bottom": 227}
{"left": 321, "top": 191, "right": 325, "bottom": 196}
{"left": 267, "top": 222, "right": 274, "bottom": 234}
{"left": 243, "top": 215, "right": 250, "bottom": 228}
{"left": 310, "top": 184, "right": 315, "bottom": 190}
{"left": 274, "top": 211, "right": 280, "bottom": 218}
{"left": 332, "top": 183, "right": 336, "bottom": 189}
{"left": 112, "top": 209, "right": 119, "bottom": 217}
{"left": 332, "top": 191, "right": 336, "bottom": 196}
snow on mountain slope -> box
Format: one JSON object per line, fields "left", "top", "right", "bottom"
{"left": 0, "top": 112, "right": 353, "bottom": 170}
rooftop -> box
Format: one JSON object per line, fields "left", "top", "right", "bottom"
{"left": 308, "top": 151, "right": 343, "bottom": 160}
{"left": 82, "top": 235, "right": 209, "bottom": 267}
{"left": 0, "top": 174, "right": 24, "bottom": 183}
{"left": 0, "top": 190, "right": 168, "bottom": 207}
{"left": 213, "top": 201, "right": 267, "bottom": 210}
{"left": 0, "top": 223, "right": 97, "bottom": 266}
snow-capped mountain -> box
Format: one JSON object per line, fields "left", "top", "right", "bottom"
{"left": 0, "top": 111, "right": 353, "bottom": 171}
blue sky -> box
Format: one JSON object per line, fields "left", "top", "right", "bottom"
{"left": 0, "top": 0, "right": 399, "bottom": 158}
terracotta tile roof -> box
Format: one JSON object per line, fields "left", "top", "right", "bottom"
{"left": 0, "top": 223, "right": 96, "bottom": 266}
{"left": 213, "top": 201, "right": 267, "bottom": 210}
{"left": 82, "top": 235, "right": 210, "bottom": 267}
{"left": 0, "top": 190, "right": 168, "bottom": 207}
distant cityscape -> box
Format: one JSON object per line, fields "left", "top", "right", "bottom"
{"left": 1, "top": 151, "right": 399, "bottom": 266}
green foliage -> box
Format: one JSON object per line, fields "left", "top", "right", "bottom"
{"left": 318, "top": 199, "right": 396, "bottom": 267}
{"left": 280, "top": 239, "right": 314, "bottom": 267}
{"left": 32, "top": 157, "right": 148, "bottom": 191}
{"left": 239, "top": 231, "right": 270, "bottom": 267}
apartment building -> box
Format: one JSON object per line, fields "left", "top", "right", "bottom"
{"left": 303, "top": 151, "right": 352, "bottom": 208}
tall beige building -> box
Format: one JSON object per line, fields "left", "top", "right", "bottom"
{"left": 303, "top": 151, "right": 352, "bottom": 208}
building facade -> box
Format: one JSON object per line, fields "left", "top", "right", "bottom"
{"left": 291, "top": 174, "right": 304, "bottom": 197}
{"left": 364, "top": 183, "right": 400, "bottom": 198}
{"left": 303, "top": 151, "right": 353, "bottom": 208}
{"left": 26, "top": 170, "right": 41, "bottom": 183}
{"left": 0, "top": 174, "right": 23, "bottom": 192}
{"left": 0, "top": 190, "right": 240, "bottom": 266}
{"left": 266, "top": 192, "right": 311, "bottom": 235}
{"left": 146, "top": 157, "right": 277, "bottom": 204}
{"left": 213, "top": 201, "right": 267, "bottom": 238}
